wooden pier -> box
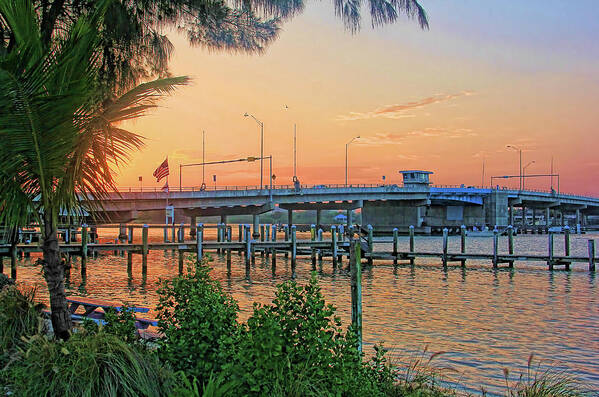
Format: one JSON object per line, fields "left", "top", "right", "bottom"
{"left": 0, "top": 223, "right": 597, "bottom": 280}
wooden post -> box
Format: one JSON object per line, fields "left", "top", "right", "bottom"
{"left": 245, "top": 226, "right": 252, "bottom": 275}
{"left": 367, "top": 224, "right": 373, "bottom": 266}
{"left": 284, "top": 225, "right": 289, "bottom": 258}
{"left": 260, "top": 224, "right": 265, "bottom": 257}
{"left": 291, "top": 225, "right": 297, "bottom": 277}
{"left": 337, "top": 225, "right": 344, "bottom": 264}
{"left": 113, "top": 238, "right": 119, "bottom": 256}
{"left": 81, "top": 226, "right": 88, "bottom": 270}
{"left": 263, "top": 224, "right": 269, "bottom": 258}
{"left": 331, "top": 225, "right": 338, "bottom": 268}
{"left": 588, "top": 239, "right": 596, "bottom": 271}
{"left": 442, "top": 228, "right": 448, "bottom": 267}
{"left": 196, "top": 223, "right": 204, "bottom": 261}
{"left": 460, "top": 225, "right": 466, "bottom": 267}
{"left": 392, "top": 228, "right": 398, "bottom": 266}
{"left": 178, "top": 222, "right": 185, "bottom": 243}
{"left": 127, "top": 251, "right": 132, "bottom": 275}
{"left": 310, "top": 224, "right": 316, "bottom": 269}
{"left": 564, "top": 226, "right": 571, "bottom": 257}
{"left": 317, "top": 228, "right": 323, "bottom": 261}
{"left": 564, "top": 226, "right": 571, "bottom": 270}
{"left": 178, "top": 250, "right": 184, "bottom": 274}
{"left": 492, "top": 228, "right": 499, "bottom": 268}
{"left": 10, "top": 244, "right": 17, "bottom": 279}
{"left": 163, "top": 226, "right": 168, "bottom": 246}
{"left": 409, "top": 225, "right": 415, "bottom": 265}
{"left": 271, "top": 225, "right": 276, "bottom": 271}
{"left": 128, "top": 225, "right": 133, "bottom": 244}
{"left": 142, "top": 224, "right": 149, "bottom": 273}
{"left": 238, "top": 224, "right": 243, "bottom": 256}
{"left": 171, "top": 224, "right": 176, "bottom": 248}
{"left": 548, "top": 231, "right": 554, "bottom": 270}
{"left": 226, "top": 226, "right": 232, "bottom": 270}
{"left": 350, "top": 237, "right": 362, "bottom": 352}
{"left": 508, "top": 225, "right": 514, "bottom": 268}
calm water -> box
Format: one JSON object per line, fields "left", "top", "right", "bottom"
{"left": 8, "top": 228, "right": 599, "bottom": 395}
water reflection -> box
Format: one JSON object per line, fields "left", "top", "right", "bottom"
{"left": 8, "top": 230, "right": 599, "bottom": 395}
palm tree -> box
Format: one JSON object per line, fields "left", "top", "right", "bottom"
{"left": 0, "top": 0, "right": 189, "bottom": 339}
{"left": 1, "top": 0, "right": 427, "bottom": 93}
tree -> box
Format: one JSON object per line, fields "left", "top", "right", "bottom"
{"left": 1, "top": 0, "right": 427, "bottom": 93}
{"left": 0, "top": 0, "right": 189, "bottom": 339}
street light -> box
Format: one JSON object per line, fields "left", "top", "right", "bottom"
{"left": 244, "top": 113, "right": 264, "bottom": 189}
{"left": 522, "top": 160, "right": 535, "bottom": 190}
{"left": 345, "top": 136, "right": 360, "bottom": 186}
{"left": 506, "top": 145, "right": 522, "bottom": 190}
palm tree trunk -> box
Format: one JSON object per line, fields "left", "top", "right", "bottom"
{"left": 41, "top": 213, "right": 71, "bottom": 340}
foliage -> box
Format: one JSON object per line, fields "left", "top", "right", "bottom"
{"left": 156, "top": 261, "right": 239, "bottom": 384}
{"left": 0, "top": 0, "right": 188, "bottom": 338}
{"left": 0, "top": 273, "right": 15, "bottom": 290}
{"left": 103, "top": 306, "right": 138, "bottom": 344}
{"left": 226, "top": 273, "right": 393, "bottom": 396}
{"left": 0, "top": 286, "right": 45, "bottom": 366}
{"left": 0, "top": 0, "right": 428, "bottom": 92}
{"left": 502, "top": 355, "right": 589, "bottom": 397}
{"left": 171, "top": 371, "right": 240, "bottom": 397}
{"left": 6, "top": 331, "right": 176, "bottom": 397}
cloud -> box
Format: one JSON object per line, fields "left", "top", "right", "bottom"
{"left": 357, "top": 127, "right": 477, "bottom": 146}
{"left": 337, "top": 91, "right": 475, "bottom": 121}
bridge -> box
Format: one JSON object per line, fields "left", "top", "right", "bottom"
{"left": 83, "top": 171, "right": 599, "bottom": 234}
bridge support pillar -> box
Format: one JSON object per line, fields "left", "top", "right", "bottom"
{"left": 560, "top": 210, "right": 565, "bottom": 226}
{"left": 220, "top": 215, "right": 227, "bottom": 227}
{"left": 521, "top": 206, "right": 526, "bottom": 229}
{"left": 545, "top": 207, "right": 551, "bottom": 227}
{"left": 532, "top": 209, "right": 537, "bottom": 226}
{"left": 190, "top": 216, "right": 197, "bottom": 237}
{"left": 576, "top": 209, "right": 581, "bottom": 229}
{"left": 287, "top": 210, "right": 293, "bottom": 229}
{"left": 346, "top": 209, "right": 353, "bottom": 229}
{"left": 252, "top": 215, "right": 260, "bottom": 239}
{"left": 316, "top": 210, "right": 322, "bottom": 230}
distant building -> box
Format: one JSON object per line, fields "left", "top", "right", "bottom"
{"left": 399, "top": 170, "right": 433, "bottom": 186}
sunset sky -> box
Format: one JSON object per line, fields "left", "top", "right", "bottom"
{"left": 119, "top": 1, "right": 599, "bottom": 195}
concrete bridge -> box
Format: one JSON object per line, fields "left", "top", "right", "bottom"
{"left": 83, "top": 174, "right": 599, "bottom": 234}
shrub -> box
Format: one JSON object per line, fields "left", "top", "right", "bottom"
{"left": 156, "top": 261, "right": 239, "bottom": 384}
{"left": 103, "top": 306, "right": 138, "bottom": 344}
{"left": 6, "top": 331, "right": 176, "bottom": 396}
{"left": 227, "top": 273, "right": 393, "bottom": 396}
{"left": 0, "top": 286, "right": 45, "bottom": 366}
{"left": 0, "top": 273, "right": 15, "bottom": 290}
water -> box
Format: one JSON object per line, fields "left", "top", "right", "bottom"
{"left": 8, "top": 229, "right": 599, "bottom": 395}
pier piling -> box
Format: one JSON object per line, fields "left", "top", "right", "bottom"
{"left": 349, "top": 235, "right": 362, "bottom": 352}
{"left": 588, "top": 240, "right": 596, "bottom": 271}
{"left": 460, "top": 225, "right": 466, "bottom": 267}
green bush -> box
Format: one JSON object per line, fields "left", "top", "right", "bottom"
{"left": 6, "top": 331, "right": 176, "bottom": 396}
{"left": 156, "top": 262, "right": 239, "bottom": 384}
{"left": 0, "top": 286, "right": 45, "bottom": 366}
{"left": 227, "top": 273, "right": 394, "bottom": 396}
{"left": 0, "top": 273, "right": 15, "bottom": 290}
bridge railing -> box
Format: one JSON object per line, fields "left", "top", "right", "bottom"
{"left": 106, "top": 184, "right": 598, "bottom": 201}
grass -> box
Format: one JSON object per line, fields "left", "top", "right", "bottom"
{"left": 501, "top": 354, "right": 590, "bottom": 397}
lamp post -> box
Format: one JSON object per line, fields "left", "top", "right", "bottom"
{"left": 345, "top": 136, "right": 360, "bottom": 186}
{"left": 244, "top": 113, "right": 264, "bottom": 189}
{"left": 506, "top": 145, "right": 522, "bottom": 190}
{"left": 522, "top": 160, "right": 535, "bottom": 190}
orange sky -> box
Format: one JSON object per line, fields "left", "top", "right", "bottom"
{"left": 118, "top": 1, "right": 599, "bottom": 195}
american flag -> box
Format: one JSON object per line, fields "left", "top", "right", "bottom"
{"left": 153, "top": 158, "right": 169, "bottom": 182}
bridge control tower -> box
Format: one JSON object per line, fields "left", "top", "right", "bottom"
{"left": 399, "top": 170, "right": 433, "bottom": 187}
